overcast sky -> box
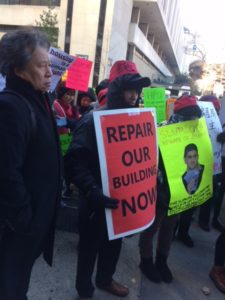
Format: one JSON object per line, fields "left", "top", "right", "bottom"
{"left": 180, "top": 0, "right": 225, "bottom": 63}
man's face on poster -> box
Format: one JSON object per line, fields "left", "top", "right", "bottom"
{"left": 184, "top": 150, "right": 199, "bottom": 170}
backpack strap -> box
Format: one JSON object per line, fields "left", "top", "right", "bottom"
{"left": 0, "top": 89, "right": 37, "bottom": 138}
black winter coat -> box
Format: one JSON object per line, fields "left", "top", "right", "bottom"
{"left": 64, "top": 75, "right": 136, "bottom": 213}
{"left": 0, "top": 75, "right": 62, "bottom": 265}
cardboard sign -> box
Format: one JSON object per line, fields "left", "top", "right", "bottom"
{"left": 94, "top": 108, "right": 158, "bottom": 240}
{"left": 158, "top": 118, "right": 213, "bottom": 216}
{"left": 66, "top": 57, "right": 93, "bottom": 92}
{"left": 49, "top": 47, "right": 75, "bottom": 91}
{"left": 143, "top": 88, "right": 166, "bottom": 123}
{"left": 198, "top": 102, "right": 222, "bottom": 174}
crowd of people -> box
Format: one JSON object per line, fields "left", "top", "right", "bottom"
{"left": 0, "top": 27, "right": 225, "bottom": 300}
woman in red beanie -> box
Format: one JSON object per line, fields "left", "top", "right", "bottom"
{"left": 139, "top": 94, "right": 202, "bottom": 284}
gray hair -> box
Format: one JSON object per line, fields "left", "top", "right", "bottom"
{"left": 0, "top": 27, "right": 50, "bottom": 77}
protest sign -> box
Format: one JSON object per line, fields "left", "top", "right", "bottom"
{"left": 59, "top": 134, "right": 72, "bottom": 156}
{"left": 94, "top": 108, "right": 157, "bottom": 240}
{"left": 219, "top": 96, "right": 225, "bottom": 128}
{"left": 143, "top": 88, "right": 166, "bottom": 123}
{"left": 198, "top": 101, "right": 222, "bottom": 174}
{"left": 66, "top": 57, "right": 93, "bottom": 92}
{"left": 158, "top": 117, "right": 213, "bottom": 216}
{"left": 219, "top": 96, "right": 225, "bottom": 157}
{"left": 49, "top": 47, "right": 75, "bottom": 91}
{"left": 166, "top": 97, "right": 176, "bottom": 120}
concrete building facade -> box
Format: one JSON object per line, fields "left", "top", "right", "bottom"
{"left": 0, "top": 0, "right": 186, "bottom": 87}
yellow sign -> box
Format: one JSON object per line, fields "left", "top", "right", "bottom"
{"left": 158, "top": 117, "right": 213, "bottom": 215}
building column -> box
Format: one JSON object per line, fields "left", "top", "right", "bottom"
{"left": 139, "top": 23, "right": 149, "bottom": 37}
{"left": 131, "top": 7, "right": 140, "bottom": 24}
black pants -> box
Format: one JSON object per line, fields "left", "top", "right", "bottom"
{"left": 177, "top": 207, "right": 196, "bottom": 237}
{"left": 139, "top": 206, "right": 179, "bottom": 258}
{"left": 198, "top": 174, "right": 223, "bottom": 226}
{"left": 214, "top": 229, "right": 225, "bottom": 266}
{"left": 0, "top": 229, "right": 44, "bottom": 300}
{"left": 76, "top": 206, "right": 122, "bottom": 298}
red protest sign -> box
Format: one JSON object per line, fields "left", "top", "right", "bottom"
{"left": 66, "top": 57, "right": 93, "bottom": 92}
{"left": 94, "top": 108, "right": 157, "bottom": 240}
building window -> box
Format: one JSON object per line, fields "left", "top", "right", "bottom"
{"left": 0, "top": 0, "right": 60, "bottom": 5}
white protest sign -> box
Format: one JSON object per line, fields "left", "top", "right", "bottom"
{"left": 49, "top": 47, "right": 75, "bottom": 92}
{"left": 198, "top": 101, "right": 222, "bottom": 174}
{"left": 219, "top": 96, "right": 225, "bottom": 157}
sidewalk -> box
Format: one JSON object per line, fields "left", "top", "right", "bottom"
{"left": 28, "top": 231, "right": 141, "bottom": 300}
{"left": 28, "top": 218, "right": 224, "bottom": 300}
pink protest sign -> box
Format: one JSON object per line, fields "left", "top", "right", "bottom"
{"left": 66, "top": 57, "right": 93, "bottom": 92}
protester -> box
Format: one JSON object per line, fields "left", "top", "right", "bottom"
{"left": 198, "top": 94, "right": 222, "bottom": 231}
{"left": 215, "top": 133, "right": 225, "bottom": 232}
{"left": 174, "top": 96, "right": 204, "bottom": 248}
{"left": 199, "top": 94, "right": 221, "bottom": 114}
{"left": 0, "top": 28, "right": 62, "bottom": 299}
{"left": 77, "top": 88, "right": 96, "bottom": 116}
{"left": 53, "top": 80, "right": 80, "bottom": 199}
{"left": 212, "top": 107, "right": 225, "bottom": 232}
{"left": 209, "top": 195, "right": 225, "bottom": 294}
{"left": 95, "top": 79, "right": 109, "bottom": 108}
{"left": 139, "top": 95, "right": 202, "bottom": 283}
{"left": 64, "top": 60, "right": 150, "bottom": 300}
{"left": 53, "top": 80, "right": 80, "bottom": 135}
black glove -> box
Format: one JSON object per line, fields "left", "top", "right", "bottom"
{"left": 89, "top": 186, "right": 119, "bottom": 210}
{"left": 217, "top": 131, "right": 225, "bottom": 143}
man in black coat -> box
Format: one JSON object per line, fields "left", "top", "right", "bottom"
{"left": 0, "top": 28, "right": 62, "bottom": 300}
{"left": 65, "top": 60, "right": 150, "bottom": 300}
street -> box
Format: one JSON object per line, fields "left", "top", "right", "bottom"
{"left": 28, "top": 213, "right": 224, "bottom": 300}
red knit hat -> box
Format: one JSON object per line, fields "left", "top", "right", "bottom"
{"left": 174, "top": 95, "right": 202, "bottom": 117}
{"left": 109, "top": 60, "right": 138, "bottom": 82}
{"left": 109, "top": 60, "right": 151, "bottom": 88}
{"left": 174, "top": 95, "right": 198, "bottom": 112}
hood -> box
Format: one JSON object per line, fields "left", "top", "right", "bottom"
{"left": 106, "top": 74, "right": 150, "bottom": 109}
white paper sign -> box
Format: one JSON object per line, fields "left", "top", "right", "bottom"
{"left": 49, "top": 47, "right": 75, "bottom": 92}
{"left": 198, "top": 101, "right": 222, "bottom": 174}
{"left": 219, "top": 96, "right": 225, "bottom": 157}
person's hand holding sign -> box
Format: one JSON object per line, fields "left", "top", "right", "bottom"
{"left": 89, "top": 186, "right": 119, "bottom": 210}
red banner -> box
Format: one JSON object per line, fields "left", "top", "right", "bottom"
{"left": 66, "top": 57, "right": 93, "bottom": 92}
{"left": 94, "top": 109, "right": 157, "bottom": 239}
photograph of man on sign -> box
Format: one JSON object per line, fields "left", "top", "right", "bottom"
{"left": 182, "top": 143, "right": 204, "bottom": 194}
